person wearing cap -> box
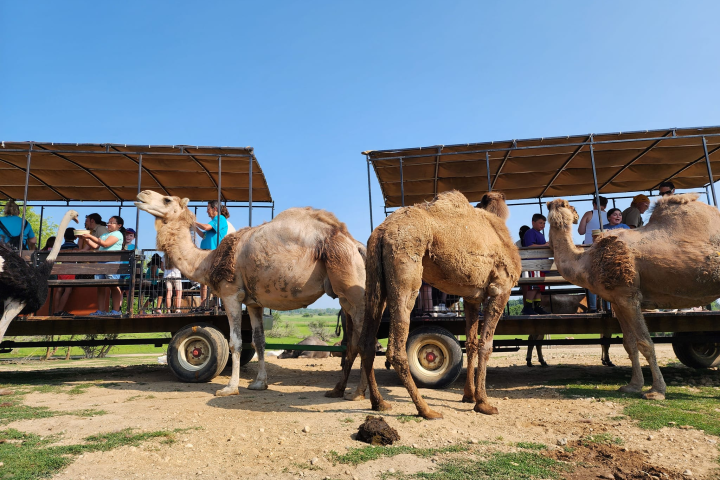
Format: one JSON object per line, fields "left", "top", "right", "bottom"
{"left": 124, "top": 228, "right": 136, "bottom": 251}
{"left": 603, "top": 208, "right": 630, "bottom": 231}
{"left": 622, "top": 194, "right": 650, "bottom": 229}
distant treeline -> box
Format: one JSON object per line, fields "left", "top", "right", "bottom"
{"left": 284, "top": 308, "right": 340, "bottom": 316}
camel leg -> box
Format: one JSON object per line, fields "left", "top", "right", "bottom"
{"left": 474, "top": 289, "right": 510, "bottom": 415}
{"left": 536, "top": 335, "right": 548, "bottom": 367}
{"left": 386, "top": 287, "right": 443, "bottom": 420}
{"left": 601, "top": 334, "right": 614, "bottom": 367}
{"left": 215, "top": 296, "right": 244, "bottom": 396}
{"left": 247, "top": 305, "right": 268, "bottom": 390}
{"left": 462, "top": 301, "right": 481, "bottom": 403}
{"left": 326, "top": 310, "right": 364, "bottom": 400}
{"left": 360, "top": 301, "right": 391, "bottom": 413}
{"left": 613, "top": 302, "right": 646, "bottom": 395}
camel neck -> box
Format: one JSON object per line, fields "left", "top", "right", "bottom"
{"left": 549, "top": 223, "right": 587, "bottom": 285}
{"left": 155, "top": 219, "right": 212, "bottom": 285}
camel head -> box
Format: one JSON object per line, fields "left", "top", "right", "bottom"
{"left": 546, "top": 199, "right": 579, "bottom": 229}
{"left": 135, "top": 190, "right": 194, "bottom": 227}
{"left": 475, "top": 191, "right": 510, "bottom": 220}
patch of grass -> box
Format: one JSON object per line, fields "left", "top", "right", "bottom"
{"left": 397, "top": 415, "right": 423, "bottom": 423}
{"left": 0, "top": 390, "right": 105, "bottom": 425}
{"left": 581, "top": 433, "right": 624, "bottom": 447}
{"left": 395, "top": 452, "right": 570, "bottom": 479}
{"left": 557, "top": 367, "right": 720, "bottom": 435}
{"left": 514, "top": 442, "right": 547, "bottom": 450}
{"left": 67, "top": 383, "right": 97, "bottom": 395}
{"left": 340, "top": 417, "right": 354, "bottom": 423}
{"left": 330, "top": 444, "right": 469, "bottom": 466}
{"left": 0, "top": 427, "right": 180, "bottom": 480}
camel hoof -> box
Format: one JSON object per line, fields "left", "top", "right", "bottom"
{"left": 420, "top": 410, "right": 443, "bottom": 420}
{"left": 343, "top": 391, "right": 366, "bottom": 401}
{"left": 372, "top": 401, "right": 392, "bottom": 412}
{"left": 618, "top": 384, "right": 643, "bottom": 394}
{"left": 526, "top": 361, "right": 533, "bottom": 367}
{"left": 325, "top": 388, "right": 344, "bottom": 398}
{"left": 461, "top": 394, "right": 474, "bottom": 403}
{"left": 540, "top": 361, "right": 548, "bottom": 367}
{"left": 642, "top": 391, "right": 666, "bottom": 401}
{"left": 248, "top": 380, "right": 268, "bottom": 390}
{"left": 473, "top": 403, "right": 499, "bottom": 415}
{"left": 215, "top": 386, "right": 240, "bottom": 397}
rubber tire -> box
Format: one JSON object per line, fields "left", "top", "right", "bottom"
{"left": 406, "top": 326, "right": 463, "bottom": 389}
{"left": 168, "top": 323, "right": 230, "bottom": 383}
{"left": 672, "top": 332, "right": 720, "bottom": 369}
{"left": 239, "top": 345, "right": 256, "bottom": 367}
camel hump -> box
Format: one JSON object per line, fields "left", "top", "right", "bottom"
{"left": 422, "top": 190, "right": 473, "bottom": 214}
{"left": 649, "top": 193, "right": 701, "bottom": 217}
{"left": 276, "top": 206, "right": 352, "bottom": 237}
{"left": 590, "top": 236, "right": 636, "bottom": 290}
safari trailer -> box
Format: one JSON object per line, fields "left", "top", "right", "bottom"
{"left": 0, "top": 141, "right": 299, "bottom": 382}
{"left": 363, "top": 125, "right": 720, "bottom": 388}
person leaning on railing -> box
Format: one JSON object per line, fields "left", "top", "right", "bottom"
{"left": 0, "top": 199, "right": 37, "bottom": 250}
{"left": 194, "top": 200, "right": 229, "bottom": 309}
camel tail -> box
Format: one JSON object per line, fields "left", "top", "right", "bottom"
{"left": 362, "top": 231, "right": 386, "bottom": 349}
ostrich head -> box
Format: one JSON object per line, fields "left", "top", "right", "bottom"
{"left": 135, "top": 190, "right": 194, "bottom": 228}
{"left": 546, "top": 199, "right": 579, "bottom": 230}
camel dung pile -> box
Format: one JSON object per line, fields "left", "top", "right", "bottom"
{"left": 356, "top": 416, "right": 400, "bottom": 446}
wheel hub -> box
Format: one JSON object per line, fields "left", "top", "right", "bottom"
{"left": 418, "top": 344, "right": 445, "bottom": 371}
{"left": 192, "top": 347, "right": 203, "bottom": 358}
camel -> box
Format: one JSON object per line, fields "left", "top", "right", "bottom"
{"left": 546, "top": 193, "right": 720, "bottom": 400}
{"left": 135, "top": 191, "right": 368, "bottom": 399}
{"left": 358, "top": 190, "right": 521, "bottom": 419}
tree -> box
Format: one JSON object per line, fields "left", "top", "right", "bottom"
{"left": 0, "top": 201, "right": 57, "bottom": 249}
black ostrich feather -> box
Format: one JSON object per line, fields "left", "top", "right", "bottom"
{"left": 0, "top": 242, "right": 55, "bottom": 314}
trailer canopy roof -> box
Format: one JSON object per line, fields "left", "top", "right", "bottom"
{"left": 365, "top": 126, "right": 720, "bottom": 207}
{"left": 0, "top": 142, "right": 272, "bottom": 203}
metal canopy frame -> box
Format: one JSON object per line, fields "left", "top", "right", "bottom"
{"left": 364, "top": 126, "right": 720, "bottom": 230}
{"left": 0, "top": 142, "right": 275, "bottom": 256}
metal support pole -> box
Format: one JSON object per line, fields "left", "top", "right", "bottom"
{"left": 702, "top": 136, "right": 718, "bottom": 208}
{"left": 589, "top": 141, "right": 603, "bottom": 232}
{"left": 38, "top": 206, "right": 44, "bottom": 248}
{"left": 706, "top": 186, "right": 712, "bottom": 205}
{"left": 19, "top": 145, "right": 32, "bottom": 257}
{"left": 399, "top": 157, "right": 405, "bottom": 208}
{"left": 486, "top": 151, "right": 492, "bottom": 192}
{"left": 135, "top": 155, "right": 143, "bottom": 249}
{"left": 612, "top": 198, "right": 616, "bottom": 209}
{"left": 248, "top": 155, "right": 253, "bottom": 227}
{"left": 118, "top": 204, "right": 122, "bottom": 218}
{"left": 271, "top": 201, "right": 275, "bottom": 220}
{"left": 193, "top": 206, "right": 198, "bottom": 244}
{"left": 367, "top": 155, "right": 374, "bottom": 231}
{"left": 217, "top": 156, "right": 222, "bottom": 248}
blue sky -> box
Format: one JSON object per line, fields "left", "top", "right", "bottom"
{"left": 2, "top": 1, "right": 719, "bottom": 307}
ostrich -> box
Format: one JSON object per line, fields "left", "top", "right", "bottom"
{"left": 0, "top": 210, "right": 79, "bottom": 343}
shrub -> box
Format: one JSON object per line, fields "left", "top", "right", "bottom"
{"left": 266, "top": 320, "right": 298, "bottom": 338}
{"left": 308, "top": 320, "right": 335, "bottom": 341}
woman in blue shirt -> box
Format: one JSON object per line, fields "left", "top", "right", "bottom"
{"left": 0, "top": 200, "right": 37, "bottom": 250}
{"left": 603, "top": 208, "right": 630, "bottom": 231}
{"left": 195, "top": 201, "right": 229, "bottom": 307}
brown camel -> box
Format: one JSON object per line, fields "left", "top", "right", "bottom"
{"left": 546, "top": 194, "right": 720, "bottom": 400}
{"left": 135, "top": 190, "right": 368, "bottom": 399}
{"left": 358, "top": 190, "right": 521, "bottom": 419}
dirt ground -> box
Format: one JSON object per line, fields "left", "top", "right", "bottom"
{"left": 2, "top": 344, "right": 719, "bottom": 479}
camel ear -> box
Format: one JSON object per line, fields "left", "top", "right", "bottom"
{"left": 498, "top": 192, "right": 506, "bottom": 200}
{"left": 181, "top": 198, "right": 190, "bottom": 208}
{"left": 546, "top": 200, "right": 555, "bottom": 211}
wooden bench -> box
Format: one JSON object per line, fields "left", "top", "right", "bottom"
{"left": 516, "top": 245, "right": 590, "bottom": 288}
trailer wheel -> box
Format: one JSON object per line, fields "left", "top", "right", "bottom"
{"left": 672, "top": 333, "right": 720, "bottom": 369}
{"left": 239, "top": 346, "right": 256, "bottom": 366}
{"left": 168, "top": 324, "right": 229, "bottom": 382}
{"left": 406, "top": 326, "right": 463, "bottom": 389}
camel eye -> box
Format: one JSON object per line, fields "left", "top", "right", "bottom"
{"left": 163, "top": 197, "right": 171, "bottom": 204}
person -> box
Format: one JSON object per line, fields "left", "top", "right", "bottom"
{"left": 516, "top": 225, "right": 530, "bottom": 248}
{"left": 658, "top": 181, "right": 675, "bottom": 197}
{"left": 622, "top": 194, "right": 650, "bottom": 229}
{"left": 79, "top": 213, "right": 109, "bottom": 250}
{"left": 195, "top": 201, "right": 229, "bottom": 307}
{"left": 521, "top": 214, "right": 549, "bottom": 315}
{"left": 124, "top": 228, "right": 136, "bottom": 251}
{"left": 578, "top": 196, "right": 608, "bottom": 244}
{"left": 78, "top": 215, "right": 125, "bottom": 315}
{"left": 164, "top": 256, "right": 183, "bottom": 314}
{"left": 53, "top": 228, "right": 78, "bottom": 316}
{"left": 603, "top": 208, "right": 630, "bottom": 231}
{"left": 0, "top": 199, "right": 37, "bottom": 250}
{"left": 143, "top": 253, "right": 163, "bottom": 313}
{"left": 42, "top": 236, "right": 56, "bottom": 251}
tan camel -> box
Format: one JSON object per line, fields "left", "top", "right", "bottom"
{"left": 358, "top": 190, "right": 521, "bottom": 419}
{"left": 135, "top": 190, "right": 368, "bottom": 399}
{"left": 546, "top": 194, "right": 720, "bottom": 400}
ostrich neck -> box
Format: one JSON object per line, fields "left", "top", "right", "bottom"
{"left": 155, "top": 219, "right": 213, "bottom": 284}
{"left": 46, "top": 212, "right": 76, "bottom": 262}
{"left": 549, "top": 223, "right": 588, "bottom": 286}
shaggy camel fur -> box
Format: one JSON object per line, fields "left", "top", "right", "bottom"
{"left": 135, "top": 191, "right": 368, "bottom": 399}
{"left": 547, "top": 194, "right": 720, "bottom": 400}
{"left": 359, "top": 191, "right": 521, "bottom": 419}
